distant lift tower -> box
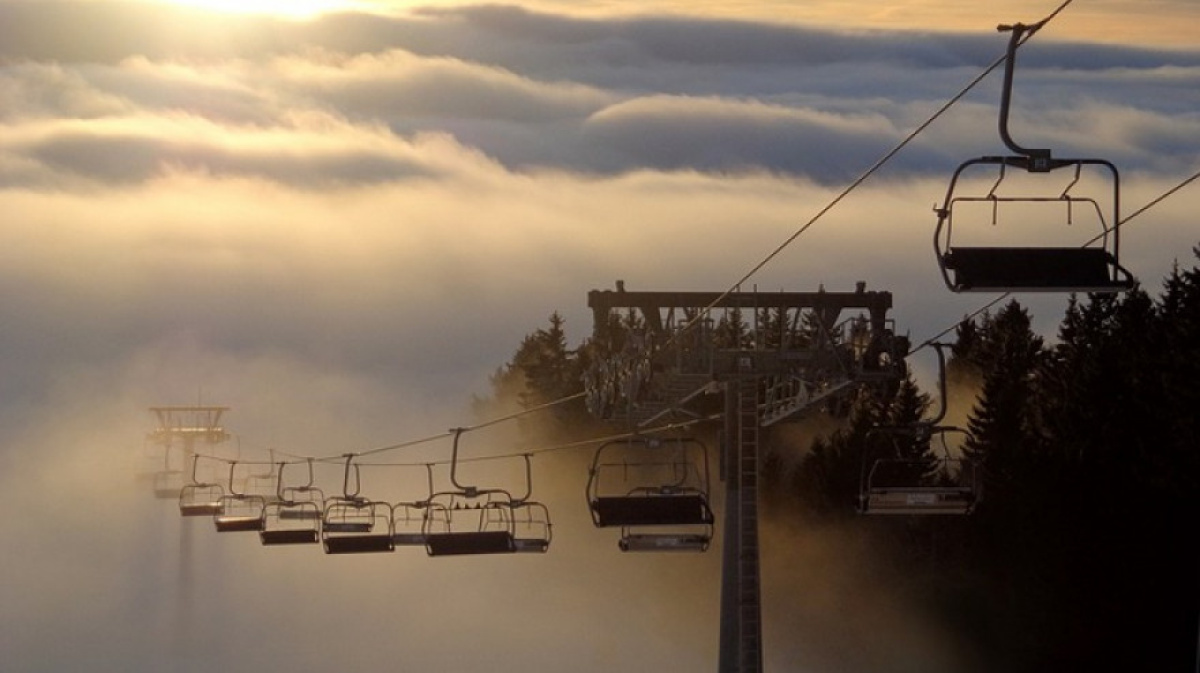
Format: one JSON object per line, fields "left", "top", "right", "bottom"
{"left": 145, "top": 405, "right": 233, "bottom": 650}
{"left": 585, "top": 283, "right": 905, "bottom": 673}
{"left": 145, "top": 405, "right": 233, "bottom": 498}
{"left": 147, "top": 405, "right": 232, "bottom": 457}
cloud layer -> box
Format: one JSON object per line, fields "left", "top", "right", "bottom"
{"left": 2, "top": 2, "right": 1198, "bottom": 186}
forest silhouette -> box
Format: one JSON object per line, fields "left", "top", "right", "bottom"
{"left": 487, "top": 245, "right": 1200, "bottom": 671}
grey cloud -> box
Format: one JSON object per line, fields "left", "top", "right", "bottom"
{"left": 1, "top": 3, "right": 1198, "bottom": 183}
{"left": 84, "top": 61, "right": 282, "bottom": 126}
{"left": 13, "top": 128, "right": 434, "bottom": 187}
{"left": 0, "top": 63, "right": 132, "bottom": 120}
{"left": 580, "top": 94, "right": 947, "bottom": 179}
{"left": 406, "top": 5, "right": 1200, "bottom": 83}
{"left": 283, "top": 51, "right": 614, "bottom": 124}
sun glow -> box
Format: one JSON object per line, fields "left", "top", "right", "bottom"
{"left": 156, "top": 0, "right": 364, "bottom": 19}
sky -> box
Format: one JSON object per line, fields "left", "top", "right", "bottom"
{"left": 0, "top": 1, "right": 1196, "bottom": 671}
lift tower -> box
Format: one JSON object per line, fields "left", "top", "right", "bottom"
{"left": 145, "top": 405, "right": 233, "bottom": 651}
{"left": 147, "top": 405, "right": 231, "bottom": 454}
{"left": 585, "top": 283, "right": 904, "bottom": 673}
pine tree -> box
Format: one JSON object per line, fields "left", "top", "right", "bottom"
{"left": 477, "top": 312, "right": 590, "bottom": 435}
{"left": 791, "top": 368, "right": 932, "bottom": 519}
{"left": 960, "top": 300, "right": 1045, "bottom": 504}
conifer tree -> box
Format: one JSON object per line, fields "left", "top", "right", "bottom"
{"left": 791, "top": 368, "right": 931, "bottom": 519}
{"left": 960, "top": 301, "right": 1045, "bottom": 504}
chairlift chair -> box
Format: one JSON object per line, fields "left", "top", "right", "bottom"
{"left": 261, "top": 460, "right": 327, "bottom": 544}
{"left": 933, "top": 21, "right": 1135, "bottom": 293}
{"left": 153, "top": 470, "right": 186, "bottom": 500}
{"left": 214, "top": 462, "right": 268, "bottom": 532}
{"left": 214, "top": 495, "right": 267, "bottom": 532}
{"left": 510, "top": 500, "right": 552, "bottom": 553}
{"left": 391, "top": 502, "right": 429, "bottom": 547}
{"left": 934, "top": 159, "right": 1135, "bottom": 292}
{"left": 261, "top": 461, "right": 324, "bottom": 544}
{"left": 323, "top": 498, "right": 394, "bottom": 553}
{"left": 261, "top": 501, "right": 322, "bottom": 545}
{"left": 861, "top": 454, "right": 978, "bottom": 515}
{"left": 508, "top": 455, "right": 552, "bottom": 553}
{"left": 422, "top": 492, "right": 517, "bottom": 556}
{"left": 587, "top": 437, "right": 714, "bottom": 552}
{"left": 421, "top": 430, "right": 544, "bottom": 557}
{"left": 242, "top": 458, "right": 281, "bottom": 505}
{"left": 619, "top": 529, "right": 711, "bottom": 552}
{"left": 391, "top": 465, "right": 435, "bottom": 547}
{"left": 141, "top": 440, "right": 188, "bottom": 500}
{"left": 858, "top": 344, "right": 980, "bottom": 515}
{"left": 321, "top": 456, "right": 394, "bottom": 554}
{"left": 178, "top": 454, "right": 225, "bottom": 517}
{"left": 859, "top": 427, "right": 979, "bottom": 515}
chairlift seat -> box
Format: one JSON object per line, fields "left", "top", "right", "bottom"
{"left": 180, "top": 502, "right": 224, "bottom": 517}
{"left": 279, "top": 508, "right": 322, "bottom": 521}
{"left": 425, "top": 531, "right": 516, "bottom": 556}
{"left": 215, "top": 515, "right": 265, "bottom": 532}
{"left": 322, "top": 521, "right": 374, "bottom": 534}
{"left": 619, "top": 533, "right": 710, "bottom": 552}
{"left": 391, "top": 532, "right": 427, "bottom": 546}
{"left": 260, "top": 529, "right": 319, "bottom": 545}
{"left": 591, "top": 495, "right": 712, "bottom": 527}
{"left": 864, "top": 487, "right": 975, "bottom": 515}
{"left": 323, "top": 534, "right": 394, "bottom": 554}
{"left": 943, "top": 247, "right": 1131, "bottom": 292}
{"left": 153, "top": 472, "right": 184, "bottom": 500}
{"left": 513, "top": 538, "right": 550, "bottom": 553}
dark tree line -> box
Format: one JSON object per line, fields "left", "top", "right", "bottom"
{"left": 486, "top": 247, "right": 1200, "bottom": 671}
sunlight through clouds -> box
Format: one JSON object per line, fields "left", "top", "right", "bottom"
{"left": 152, "top": 0, "right": 366, "bottom": 19}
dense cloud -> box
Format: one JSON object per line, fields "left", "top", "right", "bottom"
{"left": 1, "top": 2, "right": 1198, "bottom": 181}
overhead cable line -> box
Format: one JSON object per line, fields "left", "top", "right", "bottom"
{"left": 355, "top": 414, "right": 722, "bottom": 468}
{"left": 188, "top": 413, "right": 719, "bottom": 473}
{"left": 188, "top": 391, "right": 592, "bottom": 466}
{"left": 352, "top": 391, "right": 589, "bottom": 460}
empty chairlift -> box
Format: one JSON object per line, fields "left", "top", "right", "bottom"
{"left": 261, "top": 460, "right": 325, "bottom": 546}
{"left": 933, "top": 21, "right": 1135, "bottom": 293}
{"left": 510, "top": 500, "right": 553, "bottom": 554}
{"left": 178, "top": 454, "right": 225, "bottom": 517}
{"left": 423, "top": 492, "right": 518, "bottom": 556}
{"left": 391, "top": 465, "right": 435, "bottom": 548}
{"left": 390, "top": 501, "right": 429, "bottom": 548}
{"left": 241, "top": 456, "right": 281, "bottom": 505}
{"left": 858, "top": 344, "right": 980, "bottom": 515}
{"left": 859, "top": 428, "right": 978, "bottom": 515}
{"left": 322, "top": 455, "right": 394, "bottom": 554}
{"left": 587, "top": 436, "right": 714, "bottom": 552}
{"left": 147, "top": 441, "right": 187, "bottom": 501}
{"left": 214, "top": 461, "right": 268, "bottom": 532}
{"left": 505, "top": 455, "right": 552, "bottom": 553}
{"left": 422, "top": 430, "right": 519, "bottom": 556}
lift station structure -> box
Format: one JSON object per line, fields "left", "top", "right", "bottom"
{"left": 144, "top": 405, "right": 233, "bottom": 499}
{"left": 584, "top": 282, "right": 906, "bottom": 673}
